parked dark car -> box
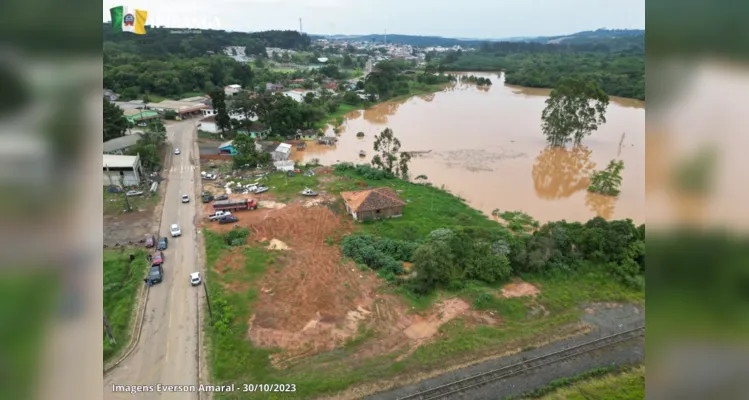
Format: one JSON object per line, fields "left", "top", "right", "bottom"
{"left": 214, "top": 194, "right": 228, "bottom": 201}
{"left": 218, "top": 215, "right": 239, "bottom": 224}
{"left": 202, "top": 194, "right": 214, "bottom": 203}
{"left": 146, "top": 264, "right": 164, "bottom": 285}
{"left": 287, "top": 171, "right": 295, "bottom": 177}
{"left": 145, "top": 235, "right": 155, "bottom": 248}
{"left": 156, "top": 237, "right": 168, "bottom": 250}
{"left": 152, "top": 251, "right": 164, "bottom": 265}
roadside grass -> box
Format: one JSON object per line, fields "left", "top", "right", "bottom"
{"left": 103, "top": 249, "right": 149, "bottom": 361}
{"left": 324, "top": 171, "right": 497, "bottom": 240}
{"left": 103, "top": 189, "right": 159, "bottom": 216}
{"left": 198, "top": 130, "right": 220, "bottom": 140}
{"left": 0, "top": 271, "right": 56, "bottom": 400}
{"left": 526, "top": 365, "right": 645, "bottom": 400}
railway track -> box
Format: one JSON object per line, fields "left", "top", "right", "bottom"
{"left": 397, "top": 326, "right": 645, "bottom": 400}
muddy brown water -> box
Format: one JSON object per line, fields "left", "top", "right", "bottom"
{"left": 293, "top": 73, "right": 644, "bottom": 224}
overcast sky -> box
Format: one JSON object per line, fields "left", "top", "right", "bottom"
{"left": 103, "top": 0, "right": 644, "bottom": 38}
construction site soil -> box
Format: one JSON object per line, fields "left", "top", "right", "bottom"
{"left": 202, "top": 196, "right": 505, "bottom": 368}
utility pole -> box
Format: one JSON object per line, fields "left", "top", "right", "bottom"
{"left": 117, "top": 171, "right": 132, "bottom": 212}
{"left": 103, "top": 313, "right": 116, "bottom": 344}
{"left": 299, "top": 18, "right": 303, "bottom": 34}
{"left": 203, "top": 281, "right": 213, "bottom": 321}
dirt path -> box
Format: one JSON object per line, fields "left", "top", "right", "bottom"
{"left": 362, "top": 303, "right": 645, "bottom": 400}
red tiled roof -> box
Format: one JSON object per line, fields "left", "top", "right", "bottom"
{"left": 340, "top": 187, "right": 406, "bottom": 213}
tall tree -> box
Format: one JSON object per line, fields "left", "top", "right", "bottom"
{"left": 231, "top": 133, "right": 270, "bottom": 169}
{"left": 209, "top": 89, "right": 232, "bottom": 134}
{"left": 371, "top": 128, "right": 411, "bottom": 178}
{"left": 541, "top": 78, "right": 609, "bottom": 147}
{"left": 103, "top": 98, "right": 128, "bottom": 142}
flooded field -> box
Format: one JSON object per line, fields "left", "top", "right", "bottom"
{"left": 293, "top": 73, "right": 644, "bottom": 224}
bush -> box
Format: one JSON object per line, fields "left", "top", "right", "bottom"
{"left": 341, "top": 234, "right": 417, "bottom": 275}
{"left": 223, "top": 228, "right": 249, "bottom": 246}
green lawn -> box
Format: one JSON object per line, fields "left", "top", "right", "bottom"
{"left": 103, "top": 189, "right": 159, "bottom": 216}
{"left": 525, "top": 365, "right": 645, "bottom": 400}
{"left": 103, "top": 249, "right": 149, "bottom": 361}
{"left": 259, "top": 171, "right": 321, "bottom": 202}
{"left": 0, "top": 272, "right": 56, "bottom": 400}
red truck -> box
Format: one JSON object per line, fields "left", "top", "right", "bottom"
{"left": 213, "top": 198, "right": 257, "bottom": 212}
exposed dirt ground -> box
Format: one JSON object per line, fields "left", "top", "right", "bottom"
{"left": 204, "top": 196, "right": 500, "bottom": 368}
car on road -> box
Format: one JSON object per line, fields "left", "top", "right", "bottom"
{"left": 126, "top": 190, "right": 144, "bottom": 197}
{"left": 152, "top": 251, "right": 164, "bottom": 265}
{"left": 181, "top": 194, "right": 190, "bottom": 203}
{"left": 174, "top": 148, "right": 181, "bottom": 155}
{"left": 170, "top": 224, "right": 182, "bottom": 237}
{"left": 145, "top": 234, "right": 155, "bottom": 248}
{"left": 156, "top": 237, "right": 168, "bottom": 250}
{"left": 190, "top": 272, "right": 201, "bottom": 286}
{"left": 218, "top": 215, "right": 239, "bottom": 224}
{"left": 146, "top": 264, "right": 164, "bottom": 285}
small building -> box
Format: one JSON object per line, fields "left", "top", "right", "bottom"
{"left": 123, "top": 109, "right": 160, "bottom": 125}
{"left": 200, "top": 115, "right": 218, "bottom": 133}
{"left": 149, "top": 100, "right": 208, "bottom": 118}
{"left": 340, "top": 187, "right": 406, "bottom": 221}
{"left": 288, "top": 78, "right": 305, "bottom": 86}
{"left": 317, "top": 57, "right": 329, "bottom": 63}
{"left": 266, "top": 83, "right": 284, "bottom": 92}
{"left": 281, "top": 89, "right": 313, "bottom": 103}
{"left": 103, "top": 154, "right": 145, "bottom": 186}
{"left": 272, "top": 143, "right": 292, "bottom": 161}
{"left": 224, "top": 84, "right": 242, "bottom": 96}
{"left": 255, "top": 141, "right": 278, "bottom": 154}
{"left": 218, "top": 140, "right": 237, "bottom": 155}
{"left": 103, "top": 134, "right": 141, "bottom": 155}
{"left": 324, "top": 82, "right": 338, "bottom": 91}
{"left": 273, "top": 160, "right": 295, "bottom": 172}
{"left": 104, "top": 89, "right": 119, "bottom": 102}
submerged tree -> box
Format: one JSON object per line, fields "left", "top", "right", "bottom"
{"left": 588, "top": 160, "right": 625, "bottom": 196}
{"left": 371, "top": 128, "right": 411, "bottom": 178}
{"left": 541, "top": 78, "right": 609, "bottom": 147}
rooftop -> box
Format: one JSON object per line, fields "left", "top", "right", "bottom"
{"left": 151, "top": 100, "right": 208, "bottom": 112}
{"left": 340, "top": 187, "right": 406, "bottom": 213}
{"left": 219, "top": 140, "right": 233, "bottom": 149}
{"left": 275, "top": 143, "right": 292, "bottom": 153}
{"left": 103, "top": 134, "right": 141, "bottom": 152}
{"left": 103, "top": 154, "right": 139, "bottom": 169}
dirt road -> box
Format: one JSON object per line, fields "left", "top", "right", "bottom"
{"left": 104, "top": 119, "right": 202, "bottom": 399}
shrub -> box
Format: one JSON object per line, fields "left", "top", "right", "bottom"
{"left": 223, "top": 228, "right": 249, "bottom": 247}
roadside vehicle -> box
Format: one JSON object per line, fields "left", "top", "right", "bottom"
{"left": 190, "top": 272, "right": 201, "bottom": 286}
{"left": 212, "top": 198, "right": 257, "bottom": 212}
{"left": 207, "top": 211, "right": 232, "bottom": 221}
{"left": 181, "top": 194, "right": 190, "bottom": 203}
{"left": 156, "top": 237, "right": 168, "bottom": 250}
{"left": 145, "top": 234, "right": 155, "bottom": 248}
{"left": 152, "top": 251, "right": 164, "bottom": 265}
{"left": 146, "top": 264, "right": 164, "bottom": 285}
{"left": 218, "top": 215, "right": 239, "bottom": 224}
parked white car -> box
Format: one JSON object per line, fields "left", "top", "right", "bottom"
{"left": 170, "top": 223, "right": 182, "bottom": 237}
{"left": 190, "top": 272, "right": 201, "bottom": 286}
{"left": 174, "top": 148, "right": 181, "bottom": 155}
{"left": 126, "top": 190, "right": 144, "bottom": 197}
{"left": 181, "top": 195, "right": 190, "bottom": 203}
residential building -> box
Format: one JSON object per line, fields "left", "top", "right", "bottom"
{"left": 103, "top": 154, "right": 145, "bottom": 186}
{"left": 271, "top": 143, "right": 292, "bottom": 161}
{"left": 103, "top": 135, "right": 141, "bottom": 155}
{"left": 201, "top": 108, "right": 255, "bottom": 122}
{"left": 340, "top": 187, "right": 406, "bottom": 221}
{"left": 317, "top": 57, "right": 329, "bottom": 63}
{"left": 104, "top": 89, "right": 119, "bottom": 101}
{"left": 199, "top": 116, "right": 222, "bottom": 133}
{"left": 282, "top": 89, "right": 314, "bottom": 103}
{"left": 273, "top": 160, "right": 295, "bottom": 172}
{"left": 266, "top": 83, "right": 284, "bottom": 92}
{"left": 224, "top": 84, "right": 242, "bottom": 96}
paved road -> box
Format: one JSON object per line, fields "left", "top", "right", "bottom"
{"left": 105, "top": 119, "right": 202, "bottom": 399}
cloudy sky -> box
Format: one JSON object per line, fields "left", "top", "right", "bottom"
{"left": 103, "top": 0, "right": 644, "bottom": 38}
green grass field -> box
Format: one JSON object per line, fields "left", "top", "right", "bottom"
{"left": 103, "top": 249, "right": 149, "bottom": 361}
{"left": 526, "top": 365, "right": 645, "bottom": 400}
{"left": 103, "top": 189, "right": 159, "bottom": 216}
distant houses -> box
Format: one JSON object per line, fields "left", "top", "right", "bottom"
{"left": 266, "top": 83, "right": 284, "bottom": 92}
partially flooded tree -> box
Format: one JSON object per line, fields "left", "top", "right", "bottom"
{"left": 541, "top": 78, "right": 609, "bottom": 146}
{"left": 371, "top": 128, "right": 411, "bottom": 178}
{"left": 588, "top": 160, "right": 624, "bottom": 196}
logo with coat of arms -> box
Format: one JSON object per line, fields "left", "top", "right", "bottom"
{"left": 124, "top": 13, "right": 135, "bottom": 26}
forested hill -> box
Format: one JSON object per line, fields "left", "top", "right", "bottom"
{"left": 312, "top": 34, "right": 485, "bottom": 47}
{"left": 102, "top": 24, "right": 310, "bottom": 57}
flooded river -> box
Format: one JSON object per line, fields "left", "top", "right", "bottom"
{"left": 293, "top": 73, "right": 644, "bottom": 224}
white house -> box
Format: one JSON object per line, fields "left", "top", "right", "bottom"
{"left": 271, "top": 143, "right": 292, "bottom": 161}
{"left": 103, "top": 154, "right": 145, "bottom": 186}
{"left": 282, "top": 90, "right": 314, "bottom": 103}
{"left": 273, "top": 160, "right": 295, "bottom": 172}
{"left": 224, "top": 84, "right": 242, "bottom": 96}
{"left": 201, "top": 108, "right": 257, "bottom": 122}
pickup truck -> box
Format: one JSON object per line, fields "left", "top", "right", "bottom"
{"left": 208, "top": 211, "right": 232, "bottom": 221}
